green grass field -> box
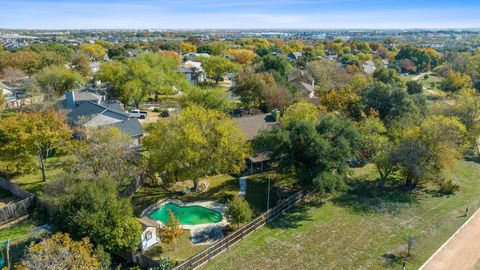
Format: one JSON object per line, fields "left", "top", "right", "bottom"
{"left": 10, "top": 156, "right": 72, "bottom": 196}
{"left": 203, "top": 160, "right": 480, "bottom": 270}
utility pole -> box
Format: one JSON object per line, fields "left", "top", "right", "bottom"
{"left": 266, "top": 177, "right": 271, "bottom": 217}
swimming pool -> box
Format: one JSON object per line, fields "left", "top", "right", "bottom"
{"left": 149, "top": 203, "right": 223, "bottom": 225}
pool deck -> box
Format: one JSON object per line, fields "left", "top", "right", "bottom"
{"left": 142, "top": 199, "right": 229, "bottom": 245}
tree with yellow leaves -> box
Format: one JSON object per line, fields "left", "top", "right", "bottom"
{"left": 161, "top": 210, "right": 182, "bottom": 250}
{"left": 15, "top": 233, "right": 101, "bottom": 270}
{"left": 0, "top": 110, "right": 72, "bottom": 181}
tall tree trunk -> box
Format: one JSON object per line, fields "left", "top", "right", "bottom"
{"left": 193, "top": 178, "right": 199, "bottom": 191}
{"left": 39, "top": 154, "right": 47, "bottom": 182}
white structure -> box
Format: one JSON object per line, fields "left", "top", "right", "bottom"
{"left": 140, "top": 217, "right": 160, "bottom": 251}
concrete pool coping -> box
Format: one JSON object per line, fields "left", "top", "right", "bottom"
{"left": 141, "top": 199, "right": 229, "bottom": 245}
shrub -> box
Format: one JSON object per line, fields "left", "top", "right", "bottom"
{"left": 313, "top": 172, "right": 346, "bottom": 195}
{"left": 438, "top": 179, "right": 460, "bottom": 195}
{"left": 158, "top": 257, "right": 175, "bottom": 270}
{"left": 153, "top": 107, "right": 161, "bottom": 112}
{"left": 225, "top": 196, "right": 253, "bottom": 228}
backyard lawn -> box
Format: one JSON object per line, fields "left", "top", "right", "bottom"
{"left": 10, "top": 156, "right": 71, "bottom": 196}
{"left": 203, "top": 159, "right": 480, "bottom": 270}
{"left": 132, "top": 171, "right": 296, "bottom": 262}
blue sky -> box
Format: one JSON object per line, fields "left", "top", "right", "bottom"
{"left": 1, "top": 0, "right": 479, "bottom": 29}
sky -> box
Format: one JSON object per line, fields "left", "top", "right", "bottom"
{"left": 1, "top": 0, "right": 480, "bottom": 29}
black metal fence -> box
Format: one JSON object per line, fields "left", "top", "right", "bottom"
{"left": 171, "top": 186, "right": 315, "bottom": 270}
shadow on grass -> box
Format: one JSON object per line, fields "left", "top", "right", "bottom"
{"left": 332, "top": 180, "right": 419, "bottom": 214}
{"left": 266, "top": 205, "right": 312, "bottom": 230}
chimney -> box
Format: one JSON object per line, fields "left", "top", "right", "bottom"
{"left": 66, "top": 91, "right": 75, "bottom": 109}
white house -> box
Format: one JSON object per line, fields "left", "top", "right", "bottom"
{"left": 180, "top": 60, "right": 207, "bottom": 85}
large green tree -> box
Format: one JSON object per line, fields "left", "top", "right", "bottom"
{"left": 35, "top": 65, "right": 85, "bottom": 96}
{"left": 254, "top": 114, "right": 361, "bottom": 188}
{"left": 145, "top": 105, "right": 250, "bottom": 190}
{"left": 196, "top": 56, "right": 240, "bottom": 85}
{"left": 98, "top": 53, "right": 189, "bottom": 107}
{"left": 55, "top": 177, "right": 141, "bottom": 253}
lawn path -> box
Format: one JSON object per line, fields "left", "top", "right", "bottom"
{"left": 420, "top": 208, "right": 480, "bottom": 270}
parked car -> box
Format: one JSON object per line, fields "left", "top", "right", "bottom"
{"left": 161, "top": 110, "right": 169, "bottom": 117}
{"left": 128, "top": 109, "right": 148, "bottom": 119}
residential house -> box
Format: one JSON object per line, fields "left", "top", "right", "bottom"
{"left": 234, "top": 113, "right": 278, "bottom": 173}
{"left": 180, "top": 60, "right": 207, "bottom": 85}
{"left": 58, "top": 88, "right": 104, "bottom": 109}
{"left": 298, "top": 80, "right": 317, "bottom": 99}
{"left": 183, "top": 52, "right": 210, "bottom": 61}
{"left": 288, "top": 52, "right": 303, "bottom": 61}
{"left": 61, "top": 90, "right": 143, "bottom": 146}
{"left": 0, "top": 82, "right": 14, "bottom": 101}
{"left": 362, "top": 60, "right": 376, "bottom": 75}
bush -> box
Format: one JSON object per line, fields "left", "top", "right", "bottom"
{"left": 438, "top": 179, "right": 460, "bottom": 195}
{"left": 158, "top": 257, "right": 175, "bottom": 270}
{"left": 225, "top": 196, "right": 253, "bottom": 228}
{"left": 153, "top": 107, "right": 161, "bottom": 112}
{"left": 313, "top": 172, "right": 346, "bottom": 195}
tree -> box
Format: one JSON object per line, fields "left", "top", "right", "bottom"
{"left": 181, "top": 42, "right": 197, "bottom": 53}
{"left": 444, "top": 88, "right": 480, "bottom": 150}
{"left": 373, "top": 67, "right": 404, "bottom": 86}
{"left": 72, "top": 55, "right": 92, "bottom": 77}
{"left": 73, "top": 127, "right": 140, "bottom": 187}
{"left": 261, "top": 83, "right": 293, "bottom": 112}
{"left": 362, "top": 82, "right": 424, "bottom": 122}
{"left": 1, "top": 67, "right": 26, "bottom": 83}
{"left": 392, "top": 116, "right": 467, "bottom": 188}
{"left": 99, "top": 53, "right": 189, "bottom": 106}
{"left": 0, "top": 50, "right": 42, "bottom": 75}
{"left": 235, "top": 69, "right": 275, "bottom": 109}
{"left": 35, "top": 65, "right": 85, "bottom": 96}
{"left": 161, "top": 210, "right": 182, "bottom": 249}
{"left": 15, "top": 233, "right": 100, "bottom": 270}
{"left": 406, "top": 80, "right": 423, "bottom": 95}
{"left": 260, "top": 55, "right": 292, "bottom": 77}
{"left": 441, "top": 69, "right": 473, "bottom": 92}
{"left": 145, "top": 105, "right": 250, "bottom": 190}
{"left": 0, "top": 91, "right": 5, "bottom": 110}
{"left": 281, "top": 101, "right": 321, "bottom": 128}
{"left": 255, "top": 114, "right": 360, "bottom": 186}
{"left": 55, "top": 177, "right": 141, "bottom": 253}
{"left": 80, "top": 43, "right": 107, "bottom": 58}
{"left": 196, "top": 56, "right": 240, "bottom": 85}
{"left": 225, "top": 49, "right": 256, "bottom": 65}
{"left": 306, "top": 60, "right": 351, "bottom": 93}
{"left": 182, "top": 87, "right": 234, "bottom": 113}
{"left": 398, "top": 59, "right": 417, "bottom": 73}
{"left": 225, "top": 196, "right": 253, "bottom": 228}
{"left": 319, "top": 84, "right": 363, "bottom": 119}
{"left": 0, "top": 110, "right": 72, "bottom": 181}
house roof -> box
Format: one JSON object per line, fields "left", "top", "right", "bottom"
{"left": 58, "top": 88, "right": 103, "bottom": 103}
{"left": 66, "top": 101, "right": 143, "bottom": 137}
{"left": 299, "top": 82, "right": 315, "bottom": 93}
{"left": 234, "top": 113, "right": 277, "bottom": 141}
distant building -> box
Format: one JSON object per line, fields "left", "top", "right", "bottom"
{"left": 362, "top": 60, "right": 376, "bottom": 75}
{"left": 180, "top": 60, "right": 206, "bottom": 85}
{"left": 58, "top": 88, "right": 104, "bottom": 109}
{"left": 288, "top": 52, "right": 303, "bottom": 61}
{"left": 298, "top": 80, "right": 316, "bottom": 99}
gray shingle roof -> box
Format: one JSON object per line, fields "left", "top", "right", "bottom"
{"left": 234, "top": 113, "right": 277, "bottom": 141}
{"left": 66, "top": 101, "right": 142, "bottom": 137}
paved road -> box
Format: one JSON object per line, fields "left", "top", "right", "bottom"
{"left": 420, "top": 209, "right": 480, "bottom": 270}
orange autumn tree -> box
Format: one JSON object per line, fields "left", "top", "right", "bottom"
{"left": 161, "top": 209, "right": 182, "bottom": 250}
{"left": 0, "top": 110, "right": 72, "bottom": 181}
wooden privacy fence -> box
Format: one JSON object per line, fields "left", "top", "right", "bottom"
{"left": 121, "top": 175, "right": 146, "bottom": 198}
{"left": 171, "top": 186, "right": 316, "bottom": 270}
{"left": 0, "top": 177, "right": 56, "bottom": 218}
{"left": 0, "top": 197, "right": 34, "bottom": 224}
